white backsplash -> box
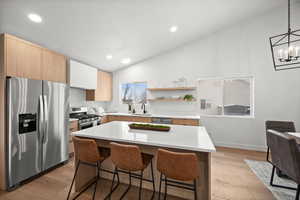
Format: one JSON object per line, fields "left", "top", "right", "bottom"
{"left": 70, "top": 87, "right": 108, "bottom": 110}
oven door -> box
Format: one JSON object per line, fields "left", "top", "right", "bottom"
{"left": 79, "top": 122, "right": 93, "bottom": 130}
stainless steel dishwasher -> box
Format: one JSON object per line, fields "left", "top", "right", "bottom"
{"left": 151, "top": 117, "right": 173, "bottom": 124}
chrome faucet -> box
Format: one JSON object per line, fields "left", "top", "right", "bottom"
{"left": 141, "top": 103, "right": 147, "bottom": 114}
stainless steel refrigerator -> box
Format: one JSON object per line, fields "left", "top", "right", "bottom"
{"left": 6, "top": 77, "right": 69, "bottom": 189}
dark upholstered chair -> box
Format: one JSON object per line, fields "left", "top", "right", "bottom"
{"left": 265, "top": 121, "right": 296, "bottom": 177}
{"left": 265, "top": 121, "right": 296, "bottom": 161}
{"left": 266, "top": 130, "right": 300, "bottom": 200}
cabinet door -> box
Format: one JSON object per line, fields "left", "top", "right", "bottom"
{"left": 96, "top": 71, "right": 112, "bottom": 101}
{"left": 42, "top": 49, "right": 67, "bottom": 83}
{"left": 6, "top": 37, "right": 42, "bottom": 80}
{"left": 131, "top": 117, "right": 151, "bottom": 123}
{"left": 105, "top": 115, "right": 151, "bottom": 123}
{"left": 172, "top": 119, "right": 200, "bottom": 126}
{"left": 70, "top": 60, "right": 97, "bottom": 89}
{"left": 86, "top": 71, "right": 112, "bottom": 101}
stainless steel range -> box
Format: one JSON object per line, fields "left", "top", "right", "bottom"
{"left": 70, "top": 107, "right": 101, "bottom": 130}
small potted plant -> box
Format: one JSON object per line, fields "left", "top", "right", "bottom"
{"left": 183, "top": 94, "right": 195, "bottom": 101}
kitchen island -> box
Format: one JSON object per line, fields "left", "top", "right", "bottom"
{"left": 72, "top": 121, "right": 215, "bottom": 200}
{"left": 102, "top": 112, "right": 201, "bottom": 126}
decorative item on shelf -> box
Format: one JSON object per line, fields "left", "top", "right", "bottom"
{"left": 270, "top": 0, "right": 300, "bottom": 71}
{"left": 129, "top": 123, "right": 170, "bottom": 132}
{"left": 183, "top": 94, "right": 195, "bottom": 101}
{"left": 147, "top": 95, "right": 197, "bottom": 102}
{"left": 173, "top": 77, "right": 187, "bottom": 87}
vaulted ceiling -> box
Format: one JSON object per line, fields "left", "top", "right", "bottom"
{"left": 0, "top": 0, "right": 291, "bottom": 71}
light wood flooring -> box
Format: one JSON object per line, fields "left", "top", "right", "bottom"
{"left": 0, "top": 147, "right": 275, "bottom": 200}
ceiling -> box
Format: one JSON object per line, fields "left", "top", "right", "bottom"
{"left": 0, "top": 0, "right": 291, "bottom": 71}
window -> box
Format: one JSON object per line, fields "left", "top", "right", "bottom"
{"left": 121, "top": 82, "right": 147, "bottom": 104}
{"left": 198, "top": 76, "right": 254, "bottom": 117}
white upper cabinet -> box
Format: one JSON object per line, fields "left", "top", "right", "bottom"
{"left": 70, "top": 60, "right": 97, "bottom": 89}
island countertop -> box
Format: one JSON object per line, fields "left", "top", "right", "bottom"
{"left": 72, "top": 121, "right": 216, "bottom": 152}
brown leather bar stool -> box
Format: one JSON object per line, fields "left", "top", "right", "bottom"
{"left": 156, "top": 149, "right": 200, "bottom": 200}
{"left": 108, "top": 142, "right": 155, "bottom": 200}
{"left": 67, "top": 137, "right": 113, "bottom": 200}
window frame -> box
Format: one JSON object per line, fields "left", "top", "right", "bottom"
{"left": 197, "top": 75, "right": 255, "bottom": 118}
{"left": 120, "top": 81, "right": 148, "bottom": 104}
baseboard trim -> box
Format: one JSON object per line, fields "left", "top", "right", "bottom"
{"left": 214, "top": 142, "right": 267, "bottom": 152}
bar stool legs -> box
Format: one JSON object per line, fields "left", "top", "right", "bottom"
{"left": 158, "top": 173, "right": 198, "bottom": 200}
{"left": 193, "top": 180, "right": 197, "bottom": 200}
{"left": 120, "top": 171, "right": 132, "bottom": 200}
{"left": 158, "top": 174, "right": 168, "bottom": 200}
{"left": 164, "top": 177, "right": 167, "bottom": 200}
{"left": 67, "top": 161, "right": 81, "bottom": 200}
{"left": 150, "top": 161, "right": 155, "bottom": 199}
{"left": 67, "top": 161, "right": 101, "bottom": 200}
{"left": 92, "top": 162, "right": 100, "bottom": 200}
{"left": 158, "top": 174, "right": 162, "bottom": 200}
{"left": 107, "top": 167, "right": 121, "bottom": 200}
{"left": 107, "top": 161, "right": 155, "bottom": 200}
{"left": 138, "top": 170, "right": 144, "bottom": 200}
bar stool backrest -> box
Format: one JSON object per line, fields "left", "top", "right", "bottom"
{"left": 73, "top": 136, "right": 101, "bottom": 163}
{"left": 157, "top": 149, "right": 199, "bottom": 181}
{"left": 110, "top": 142, "right": 144, "bottom": 171}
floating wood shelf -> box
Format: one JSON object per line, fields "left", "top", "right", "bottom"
{"left": 147, "top": 98, "right": 196, "bottom": 102}
{"left": 147, "top": 87, "right": 196, "bottom": 91}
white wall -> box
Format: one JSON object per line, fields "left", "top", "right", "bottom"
{"left": 109, "top": 3, "right": 300, "bottom": 151}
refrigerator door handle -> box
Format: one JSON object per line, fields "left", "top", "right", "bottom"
{"left": 43, "top": 95, "right": 49, "bottom": 144}
{"left": 38, "top": 95, "right": 44, "bottom": 143}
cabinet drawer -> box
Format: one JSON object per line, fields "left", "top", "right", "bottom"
{"left": 172, "top": 119, "right": 199, "bottom": 126}
{"left": 131, "top": 117, "right": 151, "bottom": 123}
{"left": 107, "top": 115, "right": 151, "bottom": 123}
{"left": 101, "top": 116, "right": 109, "bottom": 123}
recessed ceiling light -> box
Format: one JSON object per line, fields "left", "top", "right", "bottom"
{"left": 106, "top": 54, "right": 113, "bottom": 60}
{"left": 169, "top": 26, "right": 178, "bottom": 33}
{"left": 28, "top": 13, "right": 42, "bottom": 23}
{"left": 121, "top": 58, "right": 131, "bottom": 64}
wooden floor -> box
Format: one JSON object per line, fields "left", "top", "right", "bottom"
{"left": 0, "top": 147, "right": 275, "bottom": 200}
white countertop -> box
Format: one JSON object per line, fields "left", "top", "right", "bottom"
{"left": 72, "top": 121, "right": 215, "bottom": 152}
{"left": 104, "top": 112, "right": 200, "bottom": 120}
{"left": 69, "top": 118, "right": 79, "bottom": 122}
